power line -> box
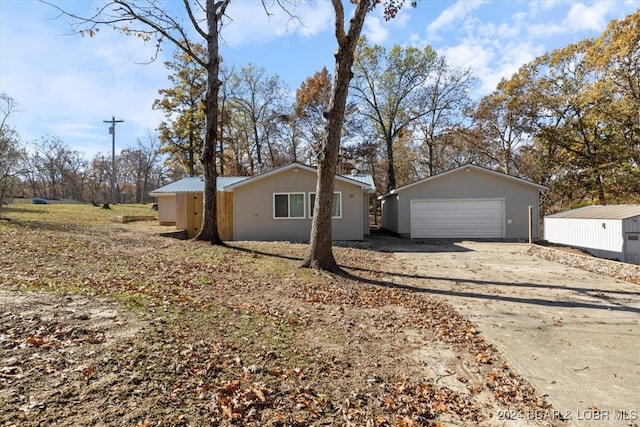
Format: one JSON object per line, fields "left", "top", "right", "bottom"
{"left": 103, "top": 116, "right": 124, "bottom": 204}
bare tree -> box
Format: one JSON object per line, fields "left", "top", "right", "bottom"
{"left": 416, "top": 58, "right": 476, "bottom": 177}
{"left": 0, "top": 93, "right": 24, "bottom": 207}
{"left": 118, "top": 131, "right": 162, "bottom": 202}
{"left": 227, "top": 63, "right": 290, "bottom": 173}
{"left": 351, "top": 39, "right": 437, "bottom": 192}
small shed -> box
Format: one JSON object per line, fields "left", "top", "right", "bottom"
{"left": 379, "top": 164, "right": 546, "bottom": 240}
{"left": 149, "top": 176, "right": 244, "bottom": 239}
{"left": 544, "top": 205, "right": 640, "bottom": 265}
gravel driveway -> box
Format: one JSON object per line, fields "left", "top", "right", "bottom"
{"left": 382, "top": 239, "right": 640, "bottom": 427}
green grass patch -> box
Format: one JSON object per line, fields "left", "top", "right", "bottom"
{"left": 1, "top": 203, "right": 155, "bottom": 228}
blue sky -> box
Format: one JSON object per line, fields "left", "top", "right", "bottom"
{"left": 1, "top": 0, "right": 639, "bottom": 159}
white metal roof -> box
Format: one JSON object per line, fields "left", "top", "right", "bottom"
{"left": 546, "top": 205, "right": 640, "bottom": 220}
{"left": 149, "top": 176, "right": 248, "bottom": 194}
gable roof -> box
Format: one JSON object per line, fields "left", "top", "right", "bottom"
{"left": 222, "top": 162, "right": 376, "bottom": 193}
{"left": 380, "top": 164, "right": 546, "bottom": 198}
{"left": 150, "top": 162, "right": 376, "bottom": 196}
{"left": 546, "top": 205, "right": 640, "bottom": 220}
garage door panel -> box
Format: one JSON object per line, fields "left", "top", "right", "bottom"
{"left": 410, "top": 199, "right": 504, "bottom": 239}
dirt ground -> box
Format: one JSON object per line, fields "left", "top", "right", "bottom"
{"left": 2, "top": 217, "right": 631, "bottom": 425}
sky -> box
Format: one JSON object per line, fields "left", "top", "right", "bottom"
{"left": 1, "top": 0, "right": 639, "bottom": 160}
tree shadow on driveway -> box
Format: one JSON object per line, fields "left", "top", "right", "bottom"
{"left": 339, "top": 266, "right": 640, "bottom": 315}
{"left": 228, "top": 241, "right": 640, "bottom": 316}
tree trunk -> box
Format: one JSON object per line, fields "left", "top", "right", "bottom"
{"left": 194, "top": 0, "right": 229, "bottom": 244}
{"left": 302, "top": 0, "right": 370, "bottom": 271}
{"left": 386, "top": 135, "right": 396, "bottom": 192}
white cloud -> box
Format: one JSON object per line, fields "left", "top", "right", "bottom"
{"left": 426, "top": 0, "right": 488, "bottom": 39}
{"left": 1, "top": 3, "right": 167, "bottom": 157}
{"left": 563, "top": 2, "right": 613, "bottom": 31}
{"left": 364, "top": 4, "right": 411, "bottom": 45}
{"left": 528, "top": 0, "right": 560, "bottom": 17}
{"left": 528, "top": 1, "right": 620, "bottom": 39}
{"left": 222, "top": 2, "right": 333, "bottom": 47}
{"left": 365, "top": 15, "right": 391, "bottom": 44}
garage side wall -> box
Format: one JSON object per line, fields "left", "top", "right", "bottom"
{"left": 381, "top": 195, "right": 399, "bottom": 233}
{"left": 395, "top": 169, "right": 540, "bottom": 239}
{"left": 544, "top": 217, "right": 624, "bottom": 261}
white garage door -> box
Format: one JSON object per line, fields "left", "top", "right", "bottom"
{"left": 410, "top": 199, "right": 505, "bottom": 239}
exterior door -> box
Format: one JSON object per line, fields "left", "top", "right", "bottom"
{"left": 625, "top": 233, "right": 640, "bottom": 265}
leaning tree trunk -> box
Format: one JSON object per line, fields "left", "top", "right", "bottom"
{"left": 195, "top": 0, "right": 229, "bottom": 244}
{"left": 302, "top": 0, "right": 370, "bottom": 271}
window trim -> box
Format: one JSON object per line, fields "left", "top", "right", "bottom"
{"left": 309, "top": 191, "right": 342, "bottom": 219}
{"left": 273, "top": 192, "right": 305, "bottom": 219}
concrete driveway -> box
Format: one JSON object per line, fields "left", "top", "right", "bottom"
{"left": 386, "top": 240, "right": 639, "bottom": 427}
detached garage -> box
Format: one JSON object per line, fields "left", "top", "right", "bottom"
{"left": 544, "top": 205, "right": 640, "bottom": 265}
{"left": 380, "top": 165, "right": 546, "bottom": 240}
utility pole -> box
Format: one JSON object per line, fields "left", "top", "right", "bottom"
{"left": 103, "top": 116, "right": 124, "bottom": 204}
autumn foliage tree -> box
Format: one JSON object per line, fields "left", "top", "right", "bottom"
{"left": 476, "top": 9, "right": 640, "bottom": 211}
{"left": 153, "top": 45, "right": 207, "bottom": 178}
{"left": 294, "top": 67, "right": 333, "bottom": 163}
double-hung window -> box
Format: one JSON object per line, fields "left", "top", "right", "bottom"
{"left": 309, "top": 192, "right": 342, "bottom": 218}
{"left": 274, "top": 193, "right": 305, "bottom": 218}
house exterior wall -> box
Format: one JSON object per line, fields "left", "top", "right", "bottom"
{"left": 388, "top": 168, "right": 540, "bottom": 239}
{"left": 362, "top": 194, "right": 371, "bottom": 236}
{"left": 544, "top": 217, "right": 624, "bottom": 261}
{"left": 232, "top": 168, "right": 365, "bottom": 241}
{"left": 156, "top": 194, "right": 176, "bottom": 225}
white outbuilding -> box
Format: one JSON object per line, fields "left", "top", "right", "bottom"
{"left": 544, "top": 205, "right": 640, "bottom": 265}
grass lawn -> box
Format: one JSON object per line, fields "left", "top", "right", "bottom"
{"left": 0, "top": 203, "right": 555, "bottom": 426}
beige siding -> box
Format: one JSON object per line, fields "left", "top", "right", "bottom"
{"left": 393, "top": 168, "right": 540, "bottom": 239}
{"left": 381, "top": 195, "right": 399, "bottom": 233}
{"left": 362, "top": 194, "right": 371, "bottom": 236}
{"left": 232, "top": 168, "right": 364, "bottom": 241}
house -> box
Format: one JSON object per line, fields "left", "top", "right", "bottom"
{"left": 379, "top": 164, "right": 546, "bottom": 239}
{"left": 544, "top": 205, "right": 640, "bottom": 265}
{"left": 149, "top": 162, "right": 376, "bottom": 241}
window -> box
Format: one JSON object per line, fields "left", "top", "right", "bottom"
{"left": 309, "top": 192, "right": 342, "bottom": 218}
{"left": 274, "top": 193, "right": 304, "bottom": 218}
{"left": 629, "top": 234, "right": 639, "bottom": 241}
